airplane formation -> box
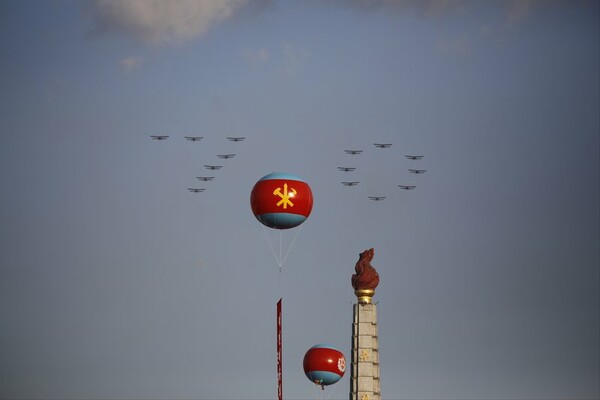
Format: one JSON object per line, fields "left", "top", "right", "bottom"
{"left": 151, "top": 135, "right": 428, "bottom": 202}
{"left": 337, "top": 143, "right": 427, "bottom": 201}
{"left": 151, "top": 135, "right": 245, "bottom": 194}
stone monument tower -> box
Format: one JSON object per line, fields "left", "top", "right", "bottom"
{"left": 350, "top": 248, "right": 381, "bottom": 400}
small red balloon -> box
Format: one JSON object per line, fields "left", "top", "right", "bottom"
{"left": 303, "top": 344, "right": 346, "bottom": 387}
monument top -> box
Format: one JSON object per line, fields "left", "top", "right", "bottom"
{"left": 351, "top": 248, "right": 379, "bottom": 304}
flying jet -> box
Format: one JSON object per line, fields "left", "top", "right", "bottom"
{"left": 398, "top": 185, "right": 416, "bottom": 190}
{"left": 184, "top": 136, "right": 203, "bottom": 141}
{"left": 338, "top": 167, "right": 356, "bottom": 172}
{"left": 369, "top": 196, "right": 386, "bottom": 201}
{"left": 227, "top": 137, "right": 245, "bottom": 142}
{"left": 374, "top": 143, "right": 392, "bottom": 148}
{"left": 342, "top": 182, "right": 359, "bottom": 186}
{"left": 197, "top": 176, "right": 215, "bottom": 181}
{"left": 217, "top": 154, "right": 236, "bottom": 159}
{"left": 205, "top": 165, "right": 222, "bottom": 170}
{"left": 187, "top": 188, "right": 205, "bottom": 193}
{"left": 409, "top": 169, "right": 427, "bottom": 174}
{"left": 405, "top": 155, "right": 423, "bottom": 160}
{"left": 150, "top": 135, "right": 169, "bottom": 140}
{"left": 344, "top": 150, "right": 363, "bottom": 155}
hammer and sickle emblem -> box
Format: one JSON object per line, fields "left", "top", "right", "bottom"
{"left": 273, "top": 183, "right": 297, "bottom": 209}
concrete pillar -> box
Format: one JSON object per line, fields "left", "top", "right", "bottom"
{"left": 349, "top": 303, "right": 380, "bottom": 400}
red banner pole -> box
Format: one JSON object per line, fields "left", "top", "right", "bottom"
{"left": 277, "top": 298, "right": 282, "bottom": 400}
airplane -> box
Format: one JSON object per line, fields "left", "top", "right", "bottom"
{"left": 398, "top": 185, "right": 416, "bottom": 190}
{"left": 344, "top": 150, "right": 363, "bottom": 155}
{"left": 227, "top": 137, "right": 245, "bottom": 142}
{"left": 338, "top": 167, "right": 356, "bottom": 172}
{"left": 342, "top": 182, "right": 359, "bottom": 186}
{"left": 184, "top": 136, "right": 203, "bottom": 141}
{"left": 217, "top": 154, "right": 235, "bottom": 159}
{"left": 196, "top": 176, "right": 215, "bottom": 181}
{"left": 369, "top": 196, "right": 386, "bottom": 201}
{"left": 204, "top": 165, "right": 222, "bottom": 170}
{"left": 374, "top": 143, "right": 392, "bottom": 148}
{"left": 187, "top": 188, "right": 205, "bottom": 193}
{"left": 409, "top": 169, "right": 427, "bottom": 174}
{"left": 405, "top": 155, "right": 423, "bottom": 160}
{"left": 150, "top": 135, "right": 169, "bottom": 140}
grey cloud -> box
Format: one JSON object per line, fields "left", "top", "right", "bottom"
{"left": 436, "top": 34, "right": 472, "bottom": 55}
{"left": 339, "top": 0, "right": 543, "bottom": 25}
{"left": 243, "top": 48, "right": 269, "bottom": 65}
{"left": 506, "top": 0, "right": 534, "bottom": 26}
{"left": 338, "top": 0, "right": 465, "bottom": 16}
{"left": 120, "top": 56, "right": 143, "bottom": 71}
{"left": 282, "top": 43, "right": 309, "bottom": 76}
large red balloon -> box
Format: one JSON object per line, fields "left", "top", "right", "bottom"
{"left": 303, "top": 344, "right": 346, "bottom": 387}
{"left": 250, "top": 172, "right": 313, "bottom": 230}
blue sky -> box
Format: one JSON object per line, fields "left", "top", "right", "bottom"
{"left": 0, "top": 1, "right": 598, "bottom": 399}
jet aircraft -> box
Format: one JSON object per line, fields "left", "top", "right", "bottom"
{"left": 205, "top": 165, "right": 222, "bottom": 170}
{"left": 217, "top": 154, "right": 235, "bottom": 159}
{"left": 369, "top": 196, "right": 386, "bottom": 201}
{"left": 227, "top": 137, "right": 245, "bottom": 142}
{"left": 338, "top": 167, "right": 356, "bottom": 172}
{"left": 398, "top": 185, "right": 416, "bottom": 190}
{"left": 409, "top": 169, "right": 427, "bottom": 174}
{"left": 197, "top": 176, "right": 215, "bottom": 181}
{"left": 187, "top": 188, "right": 205, "bottom": 193}
{"left": 150, "top": 135, "right": 169, "bottom": 140}
{"left": 405, "top": 155, "right": 423, "bottom": 160}
{"left": 374, "top": 143, "right": 392, "bottom": 148}
{"left": 185, "top": 136, "right": 203, "bottom": 141}
{"left": 342, "top": 182, "right": 359, "bottom": 186}
{"left": 344, "top": 150, "right": 363, "bottom": 155}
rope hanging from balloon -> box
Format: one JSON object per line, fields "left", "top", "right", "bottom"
{"left": 261, "top": 223, "right": 304, "bottom": 272}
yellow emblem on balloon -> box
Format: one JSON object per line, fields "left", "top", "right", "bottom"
{"left": 273, "top": 183, "right": 296, "bottom": 209}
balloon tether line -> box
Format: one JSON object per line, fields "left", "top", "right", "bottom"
{"left": 261, "top": 224, "right": 303, "bottom": 272}
{"left": 281, "top": 224, "right": 303, "bottom": 267}
{"left": 261, "top": 225, "right": 283, "bottom": 270}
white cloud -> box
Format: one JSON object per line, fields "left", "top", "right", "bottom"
{"left": 120, "top": 56, "right": 143, "bottom": 71}
{"left": 91, "top": 0, "right": 248, "bottom": 44}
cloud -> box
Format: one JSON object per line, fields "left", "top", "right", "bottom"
{"left": 282, "top": 43, "right": 309, "bottom": 76}
{"left": 120, "top": 56, "right": 143, "bottom": 71}
{"left": 436, "top": 34, "right": 472, "bottom": 56}
{"left": 506, "top": 0, "right": 534, "bottom": 27}
{"left": 90, "top": 0, "right": 248, "bottom": 44}
{"left": 340, "top": 0, "right": 464, "bottom": 17}
{"left": 340, "top": 0, "right": 543, "bottom": 28}
{"left": 243, "top": 48, "right": 269, "bottom": 65}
